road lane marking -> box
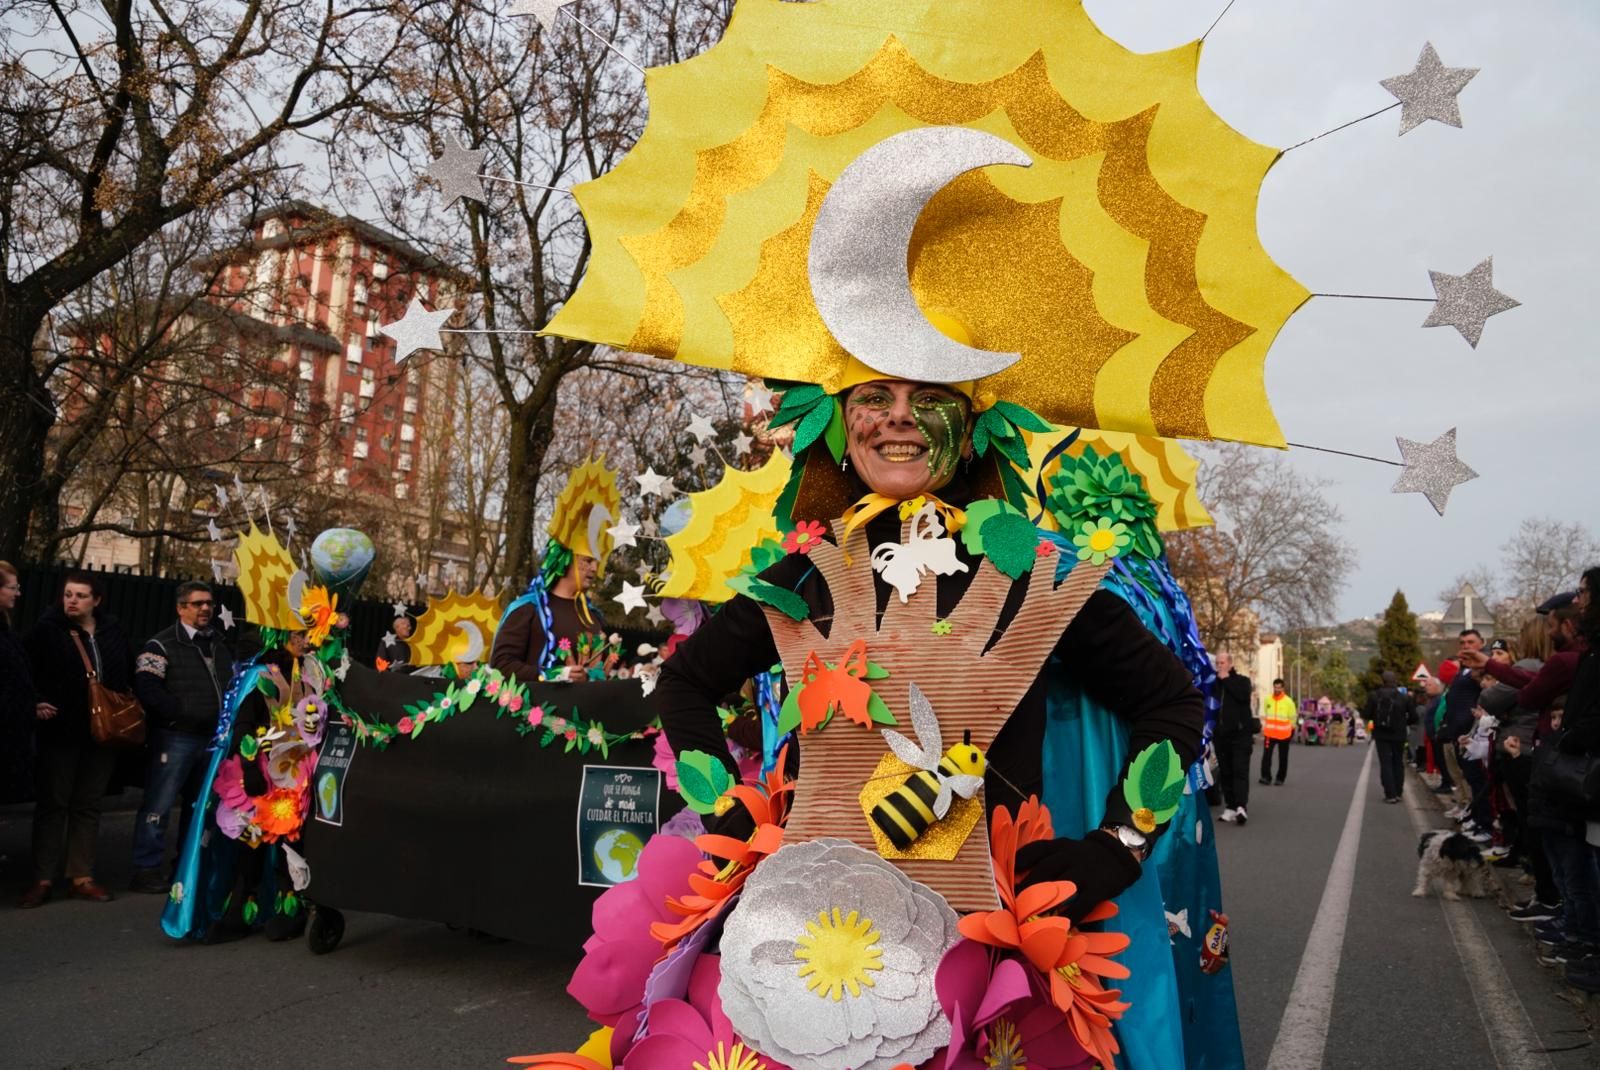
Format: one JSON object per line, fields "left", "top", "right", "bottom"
{"left": 1264, "top": 746, "right": 1372, "bottom": 1070}
{"left": 1404, "top": 786, "right": 1555, "bottom": 1070}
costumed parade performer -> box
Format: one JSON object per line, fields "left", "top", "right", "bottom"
{"left": 161, "top": 525, "right": 375, "bottom": 944}
{"left": 499, "top": 0, "right": 1308, "bottom": 1064}
{"left": 492, "top": 459, "right": 624, "bottom": 683}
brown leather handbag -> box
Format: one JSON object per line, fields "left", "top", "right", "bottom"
{"left": 71, "top": 631, "right": 145, "bottom": 747}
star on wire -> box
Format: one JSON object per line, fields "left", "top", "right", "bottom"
{"left": 206, "top": 518, "right": 223, "bottom": 542}
{"left": 747, "top": 381, "right": 776, "bottom": 416}
{"left": 218, "top": 605, "right": 236, "bottom": 631}
{"left": 686, "top": 411, "right": 717, "bottom": 445}
{"left": 211, "top": 560, "right": 226, "bottom": 584}
{"left": 607, "top": 519, "right": 641, "bottom": 549}
{"left": 635, "top": 468, "right": 669, "bottom": 497}
{"left": 392, "top": 599, "right": 410, "bottom": 618}
{"left": 426, "top": 137, "right": 487, "bottom": 207}
{"left": 731, "top": 431, "right": 754, "bottom": 457}
{"left": 615, "top": 581, "right": 649, "bottom": 614}
{"left": 214, "top": 483, "right": 229, "bottom": 509}
{"left": 506, "top": 0, "right": 645, "bottom": 73}
{"left": 1421, "top": 258, "right": 1520, "bottom": 348}
{"left": 380, "top": 297, "right": 457, "bottom": 362}
{"left": 1380, "top": 43, "right": 1478, "bottom": 135}
{"left": 687, "top": 445, "right": 707, "bottom": 467}
{"left": 645, "top": 603, "right": 666, "bottom": 628}
{"left": 1392, "top": 428, "right": 1478, "bottom": 516}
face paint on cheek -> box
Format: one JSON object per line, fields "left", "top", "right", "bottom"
{"left": 847, "top": 399, "right": 888, "bottom": 446}
{"left": 913, "top": 396, "right": 967, "bottom": 479}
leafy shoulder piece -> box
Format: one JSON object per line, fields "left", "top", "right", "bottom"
{"left": 960, "top": 499, "right": 1042, "bottom": 580}
{"left": 1122, "top": 741, "right": 1187, "bottom": 832}
{"left": 766, "top": 381, "right": 846, "bottom": 461}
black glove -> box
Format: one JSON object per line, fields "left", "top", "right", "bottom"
{"left": 1015, "top": 832, "right": 1143, "bottom": 923}
{"left": 241, "top": 751, "right": 269, "bottom": 797}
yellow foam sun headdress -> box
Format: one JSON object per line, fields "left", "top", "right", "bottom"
{"left": 548, "top": 457, "right": 623, "bottom": 568}
{"left": 408, "top": 591, "right": 502, "bottom": 667}
{"left": 660, "top": 451, "right": 792, "bottom": 602}
{"left": 233, "top": 524, "right": 305, "bottom": 631}
{"left": 545, "top": 0, "right": 1307, "bottom": 446}
{"left": 1030, "top": 426, "right": 1213, "bottom": 533}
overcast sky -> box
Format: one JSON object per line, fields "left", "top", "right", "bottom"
{"left": 1079, "top": 0, "right": 1599, "bottom": 621}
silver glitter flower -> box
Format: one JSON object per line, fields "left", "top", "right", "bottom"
{"left": 717, "top": 839, "right": 958, "bottom": 1070}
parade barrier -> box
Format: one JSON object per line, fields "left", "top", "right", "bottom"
{"left": 300, "top": 663, "right": 680, "bottom": 952}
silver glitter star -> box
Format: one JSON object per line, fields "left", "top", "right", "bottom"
{"left": 392, "top": 599, "right": 410, "bottom": 618}
{"left": 1392, "top": 428, "right": 1478, "bottom": 516}
{"left": 218, "top": 605, "right": 236, "bottom": 631}
{"left": 506, "top": 0, "right": 572, "bottom": 31}
{"left": 731, "top": 431, "right": 754, "bottom": 456}
{"left": 747, "top": 382, "right": 776, "bottom": 416}
{"left": 607, "top": 518, "right": 641, "bottom": 549}
{"left": 1421, "top": 257, "right": 1520, "bottom": 348}
{"left": 635, "top": 467, "right": 669, "bottom": 497}
{"left": 381, "top": 630, "right": 396, "bottom": 648}
{"left": 1380, "top": 43, "right": 1478, "bottom": 135}
{"left": 425, "top": 137, "right": 487, "bottom": 207}
{"left": 615, "top": 581, "right": 648, "bottom": 614}
{"left": 686, "top": 411, "right": 717, "bottom": 444}
{"left": 380, "top": 296, "right": 456, "bottom": 362}
{"left": 206, "top": 517, "right": 222, "bottom": 542}
{"left": 688, "top": 445, "right": 708, "bottom": 467}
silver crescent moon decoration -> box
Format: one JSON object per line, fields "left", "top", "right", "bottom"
{"left": 286, "top": 570, "right": 309, "bottom": 625}
{"left": 586, "top": 503, "right": 613, "bottom": 562}
{"left": 454, "top": 621, "right": 486, "bottom": 663}
{"left": 808, "top": 127, "right": 1033, "bottom": 383}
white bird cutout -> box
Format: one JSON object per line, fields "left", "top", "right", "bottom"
{"left": 870, "top": 501, "right": 968, "bottom": 602}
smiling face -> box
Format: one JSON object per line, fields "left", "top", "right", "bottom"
{"left": 843, "top": 380, "right": 972, "bottom": 500}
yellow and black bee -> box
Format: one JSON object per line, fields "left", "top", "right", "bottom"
{"left": 869, "top": 683, "right": 986, "bottom": 850}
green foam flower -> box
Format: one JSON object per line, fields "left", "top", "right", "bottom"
{"left": 1046, "top": 445, "right": 1163, "bottom": 559}
{"left": 1072, "top": 517, "right": 1130, "bottom": 565}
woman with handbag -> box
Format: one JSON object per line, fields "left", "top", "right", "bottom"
{"left": 20, "top": 570, "right": 136, "bottom": 908}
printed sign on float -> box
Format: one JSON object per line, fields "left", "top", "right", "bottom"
{"left": 576, "top": 765, "right": 661, "bottom": 888}
{"left": 312, "top": 722, "right": 357, "bottom": 827}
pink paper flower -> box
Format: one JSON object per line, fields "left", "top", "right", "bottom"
{"left": 528, "top": 706, "right": 545, "bottom": 727}
{"left": 936, "top": 941, "right": 1094, "bottom": 1070}
{"left": 624, "top": 954, "right": 790, "bottom": 1070}
{"left": 564, "top": 728, "right": 578, "bottom": 741}
{"left": 397, "top": 716, "right": 414, "bottom": 735}
{"left": 215, "top": 800, "right": 250, "bottom": 840}
{"left": 213, "top": 755, "right": 252, "bottom": 812}
{"left": 568, "top": 835, "right": 704, "bottom": 1062}
{"left": 559, "top": 637, "right": 573, "bottom": 653}
{"left": 509, "top": 694, "right": 524, "bottom": 712}
{"left": 487, "top": 678, "right": 502, "bottom": 696}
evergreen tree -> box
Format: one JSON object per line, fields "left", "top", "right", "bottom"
{"left": 1363, "top": 590, "right": 1424, "bottom": 691}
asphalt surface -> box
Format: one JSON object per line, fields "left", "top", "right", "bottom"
{"left": 3, "top": 744, "right": 1597, "bottom": 1068}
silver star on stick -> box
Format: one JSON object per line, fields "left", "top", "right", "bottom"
{"left": 380, "top": 297, "right": 457, "bottom": 362}
{"left": 218, "top": 605, "right": 236, "bottom": 631}
{"left": 607, "top": 519, "right": 641, "bottom": 549}
{"left": 206, "top": 518, "right": 222, "bottom": 542}
{"left": 507, "top": 0, "right": 572, "bottom": 31}
{"left": 1380, "top": 43, "right": 1478, "bottom": 135}
{"left": 1421, "top": 258, "right": 1520, "bottom": 348}
{"left": 426, "top": 137, "right": 488, "bottom": 207}
{"left": 615, "top": 581, "right": 649, "bottom": 614}
{"left": 1392, "top": 428, "right": 1478, "bottom": 516}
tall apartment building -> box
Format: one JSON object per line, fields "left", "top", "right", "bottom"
{"left": 60, "top": 201, "right": 487, "bottom": 597}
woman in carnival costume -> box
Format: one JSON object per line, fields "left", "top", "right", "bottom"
{"left": 162, "top": 526, "right": 369, "bottom": 944}
{"left": 492, "top": 459, "right": 623, "bottom": 684}
{"left": 507, "top": 0, "right": 1316, "bottom": 1064}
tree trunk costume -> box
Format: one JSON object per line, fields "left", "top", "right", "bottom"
{"left": 506, "top": 1, "right": 1296, "bottom": 1065}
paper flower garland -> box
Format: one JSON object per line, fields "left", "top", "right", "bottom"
{"left": 717, "top": 839, "right": 959, "bottom": 1070}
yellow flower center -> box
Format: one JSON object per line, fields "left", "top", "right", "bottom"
{"left": 264, "top": 794, "right": 299, "bottom": 823}
{"left": 794, "top": 906, "right": 883, "bottom": 1000}
{"left": 1056, "top": 961, "right": 1083, "bottom": 986}
{"left": 694, "top": 1041, "right": 767, "bottom": 1070}
{"left": 985, "top": 1017, "right": 1028, "bottom": 1070}
{"left": 1087, "top": 528, "right": 1117, "bottom": 553}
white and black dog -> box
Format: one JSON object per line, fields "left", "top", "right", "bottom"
{"left": 1412, "top": 829, "right": 1490, "bottom": 901}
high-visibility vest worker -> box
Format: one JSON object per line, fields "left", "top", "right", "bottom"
{"left": 1263, "top": 689, "right": 1298, "bottom": 740}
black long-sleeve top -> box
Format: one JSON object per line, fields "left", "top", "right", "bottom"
{"left": 654, "top": 503, "right": 1204, "bottom": 841}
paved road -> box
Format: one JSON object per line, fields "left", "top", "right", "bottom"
{"left": 3, "top": 744, "right": 1596, "bottom": 1068}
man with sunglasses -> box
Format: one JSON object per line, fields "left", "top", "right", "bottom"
{"left": 129, "top": 581, "right": 235, "bottom": 893}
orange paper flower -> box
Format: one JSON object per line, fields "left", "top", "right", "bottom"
{"left": 253, "top": 786, "right": 306, "bottom": 843}
{"left": 956, "top": 797, "right": 1131, "bottom": 1068}
{"left": 298, "top": 585, "right": 338, "bottom": 647}
{"left": 651, "top": 751, "right": 793, "bottom": 950}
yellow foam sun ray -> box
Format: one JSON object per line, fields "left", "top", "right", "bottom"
{"left": 659, "top": 451, "right": 792, "bottom": 602}
{"left": 233, "top": 524, "right": 302, "bottom": 631}
{"left": 545, "top": 0, "right": 1308, "bottom": 447}
{"left": 1029, "top": 426, "right": 1212, "bottom": 533}
{"left": 408, "top": 591, "right": 503, "bottom": 667}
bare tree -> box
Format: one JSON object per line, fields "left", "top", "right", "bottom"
{"left": 344, "top": 0, "right": 733, "bottom": 587}
{"left": 0, "top": 0, "right": 422, "bottom": 559}
{"left": 1498, "top": 516, "right": 1600, "bottom": 624}
{"left": 1167, "top": 443, "right": 1357, "bottom": 649}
